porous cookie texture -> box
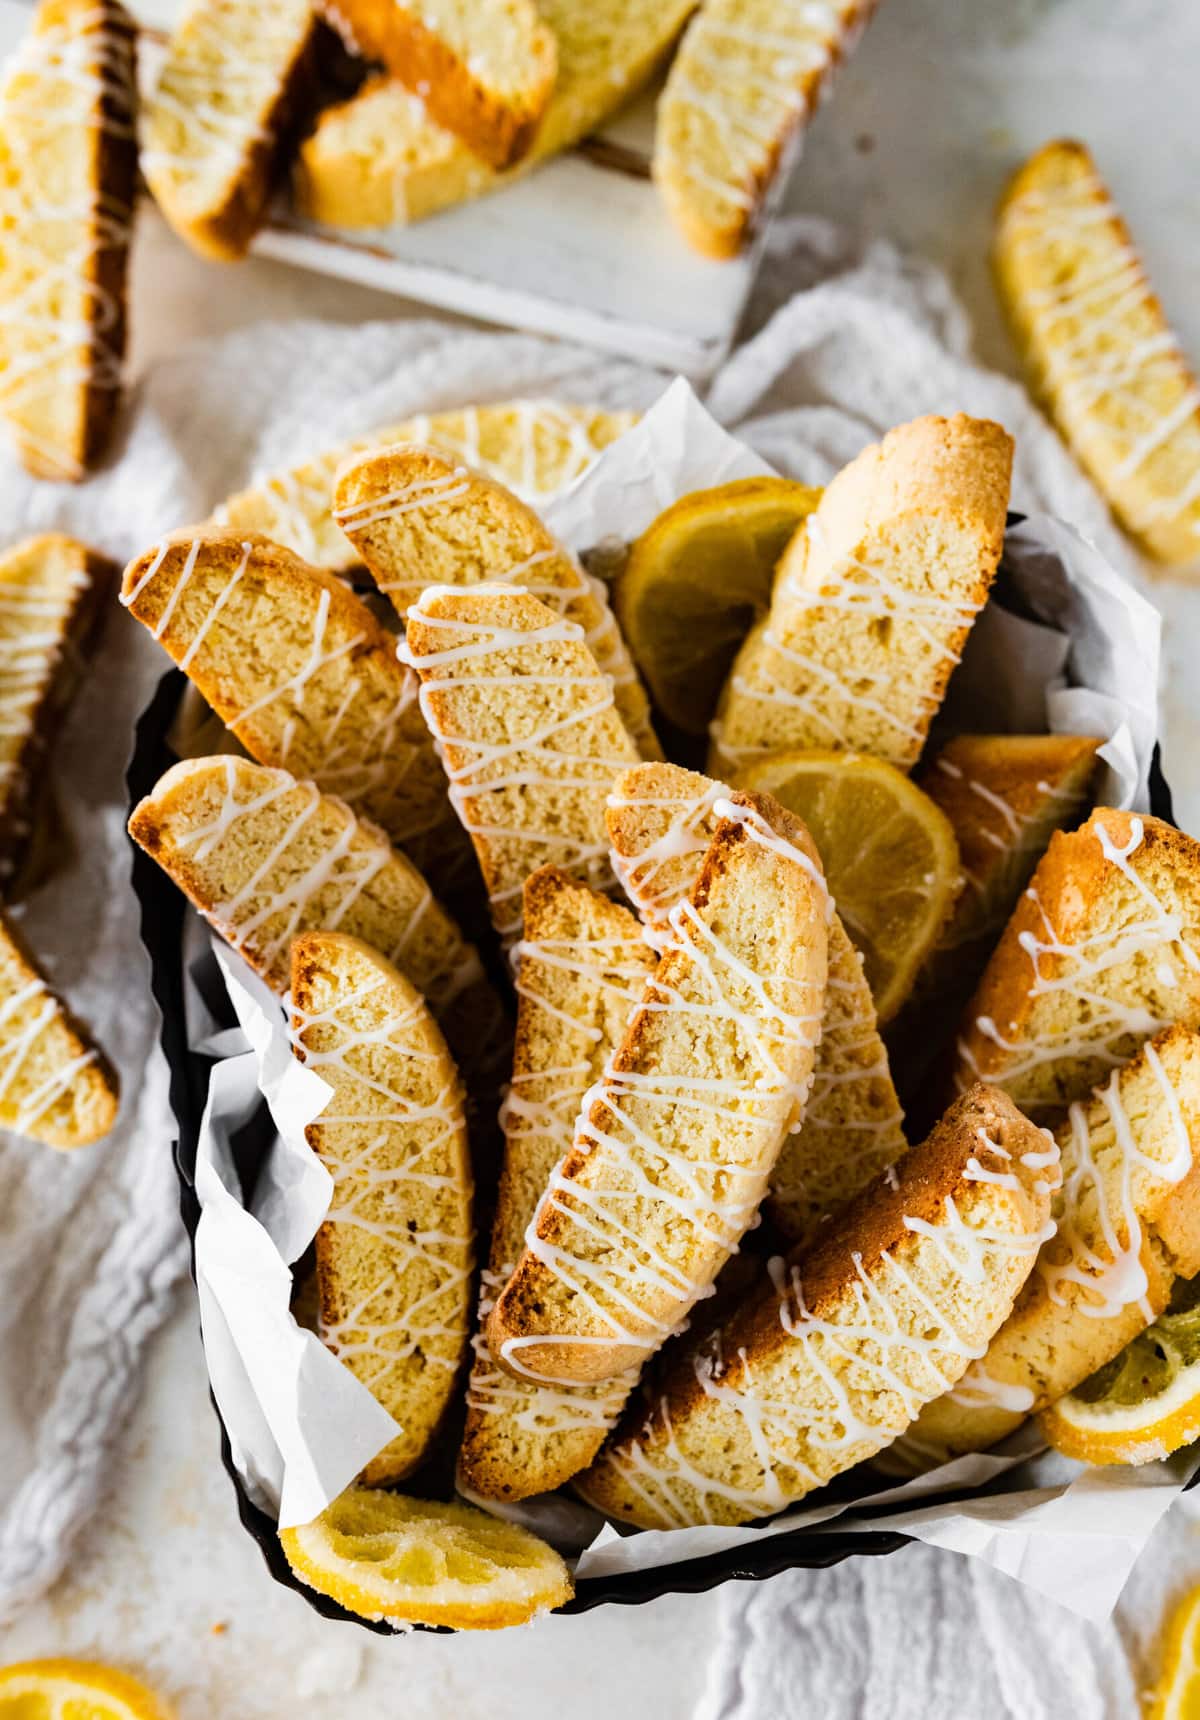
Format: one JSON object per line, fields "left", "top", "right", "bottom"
{"left": 655, "top": 0, "right": 876, "bottom": 259}
{"left": 710, "top": 415, "right": 1013, "bottom": 775}
{"left": 334, "top": 441, "right": 658, "bottom": 758}
{"left": 0, "top": 910, "right": 117, "bottom": 1148}
{"left": 216, "top": 401, "right": 635, "bottom": 573}
{"left": 459, "top": 868, "right": 655, "bottom": 1501}
{"left": 486, "top": 791, "right": 829, "bottom": 1384}
{"left": 291, "top": 932, "right": 474, "bottom": 1484}
{"left": 0, "top": 0, "right": 136, "bottom": 481}
{"left": 0, "top": 534, "right": 114, "bottom": 888}
{"left": 321, "top": 0, "right": 557, "bottom": 171}
{"left": 126, "top": 755, "right": 506, "bottom": 1090}
{"left": 121, "top": 528, "right": 466, "bottom": 877}
{"left": 994, "top": 139, "right": 1200, "bottom": 567}
{"left": 606, "top": 762, "right": 907, "bottom": 1248}
{"left": 577, "top": 1085, "right": 1055, "bottom": 1528}
{"left": 400, "top": 583, "right": 642, "bottom": 945}
{"left": 141, "top": 0, "right": 316, "bottom": 261}
{"left": 908, "top": 1027, "right": 1200, "bottom": 1462}
{"left": 954, "top": 809, "right": 1200, "bottom": 1119}
{"left": 296, "top": 0, "right": 695, "bottom": 229}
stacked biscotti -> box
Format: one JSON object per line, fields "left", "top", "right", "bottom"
{"left": 127, "top": 401, "right": 1200, "bottom": 1599}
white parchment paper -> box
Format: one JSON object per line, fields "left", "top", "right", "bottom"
{"left": 186, "top": 382, "right": 1181, "bottom": 1614}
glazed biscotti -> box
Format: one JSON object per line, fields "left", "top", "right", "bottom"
{"left": 655, "top": 0, "right": 876, "bottom": 258}
{"left": 295, "top": 0, "right": 696, "bottom": 229}
{"left": 710, "top": 415, "right": 1013, "bottom": 774}
{"left": 322, "top": 0, "right": 557, "bottom": 170}
{"left": 459, "top": 868, "right": 654, "bottom": 1501}
{"left": 909, "top": 1027, "right": 1200, "bottom": 1462}
{"left": 0, "top": 909, "right": 117, "bottom": 1148}
{"left": 0, "top": 0, "right": 137, "bottom": 480}
{"left": 142, "top": 0, "right": 316, "bottom": 260}
{"left": 994, "top": 140, "right": 1200, "bottom": 567}
{"left": 605, "top": 762, "right": 907, "bottom": 1248}
{"left": 291, "top": 932, "right": 474, "bottom": 1484}
{"left": 955, "top": 809, "right": 1200, "bottom": 1118}
{"left": 121, "top": 529, "right": 466, "bottom": 877}
{"left": 401, "top": 584, "right": 642, "bottom": 944}
{"left": 217, "top": 401, "right": 635, "bottom": 573}
{"left": 486, "top": 791, "right": 828, "bottom": 1384}
{"left": 577, "top": 1085, "right": 1055, "bottom": 1528}
{"left": 0, "top": 534, "right": 114, "bottom": 888}
{"left": 334, "top": 442, "right": 659, "bottom": 757}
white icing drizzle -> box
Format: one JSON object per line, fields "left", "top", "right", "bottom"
{"left": 959, "top": 815, "right": 1200, "bottom": 1096}
{"left": 499, "top": 801, "right": 825, "bottom": 1381}
{"left": 0, "top": 562, "right": 90, "bottom": 842}
{"left": 997, "top": 166, "right": 1200, "bottom": 546}
{"left": 712, "top": 516, "right": 985, "bottom": 769}
{"left": 292, "top": 967, "right": 472, "bottom": 1409}
{"left": 399, "top": 584, "right": 638, "bottom": 943}
{"left": 0, "top": 968, "right": 97, "bottom": 1137}
{"left": 660, "top": 0, "right": 866, "bottom": 228}
{"left": 600, "top": 1164, "right": 1055, "bottom": 1526}
{"left": 0, "top": 3, "right": 135, "bottom": 478}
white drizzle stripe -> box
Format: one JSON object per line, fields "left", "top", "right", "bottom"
{"left": 0, "top": 3, "right": 136, "bottom": 478}
{"left": 998, "top": 163, "right": 1200, "bottom": 549}
{"left": 400, "top": 585, "right": 640, "bottom": 944}
{"left": 292, "top": 959, "right": 472, "bottom": 1462}
{"left": 959, "top": 815, "right": 1200, "bottom": 1102}
{"left": 0, "top": 956, "right": 98, "bottom": 1140}
{"left": 499, "top": 802, "right": 826, "bottom": 1380}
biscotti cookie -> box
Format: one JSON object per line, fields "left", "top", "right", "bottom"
{"left": 459, "top": 868, "right": 655, "bottom": 1501}
{"left": 322, "top": 0, "right": 557, "bottom": 170}
{"left": 605, "top": 762, "right": 906, "bottom": 1248}
{"left": 0, "top": 0, "right": 136, "bottom": 480}
{"left": 655, "top": 0, "right": 876, "bottom": 259}
{"left": 994, "top": 140, "right": 1200, "bottom": 567}
{"left": 401, "top": 584, "right": 642, "bottom": 945}
{"left": 710, "top": 415, "right": 1013, "bottom": 775}
{"left": 121, "top": 529, "right": 466, "bottom": 878}
{"left": 294, "top": 0, "right": 695, "bottom": 229}
{"left": 577, "top": 1085, "right": 1054, "bottom": 1528}
{"left": 486, "top": 792, "right": 829, "bottom": 1385}
{"left": 141, "top": 0, "right": 316, "bottom": 261}
{"left": 291, "top": 931, "right": 474, "bottom": 1484}
{"left": 908, "top": 1027, "right": 1200, "bottom": 1463}
{"left": 0, "top": 534, "right": 114, "bottom": 888}
{"left": 127, "top": 755, "right": 506, "bottom": 1091}
{"left": 217, "top": 401, "right": 636, "bottom": 573}
{"left": 954, "top": 809, "right": 1200, "bottom": 1119}
{"left": 334, "top": 443, "right": 659, "bottom": 757}
{"left": 0, "top": 909, "right": 117, "bottom": 1148}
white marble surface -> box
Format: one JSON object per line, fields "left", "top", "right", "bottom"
{"left": 7, "top": 0, "right": 1200, "bottom": 1713}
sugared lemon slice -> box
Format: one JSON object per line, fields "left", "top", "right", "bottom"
{"left": 0, "top": 1659, "right": 171, "bottom": 1720}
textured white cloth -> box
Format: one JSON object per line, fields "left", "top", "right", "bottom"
{"left": 0, "top": 214, "right": 1172, "bottom": 1648}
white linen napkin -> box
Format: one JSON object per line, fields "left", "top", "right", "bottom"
{"left": 0, "top": 211, "right": 1179, "bottom": 1640}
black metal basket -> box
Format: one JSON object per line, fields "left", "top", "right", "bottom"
{"left": 127, "top": 661, "right": 1177, "bottom": 1631}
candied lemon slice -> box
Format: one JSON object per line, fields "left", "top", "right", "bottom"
{"left": 279, "top": 1485, "right": 573, "bottom": 1630}
{"left": 739, "top": 749, "right": 960, "bottom": 1023}
{"left": 1147, "top": 1582, "right": 1200, "bottom": 1720}
{"left": 1041, "top": 1273, "right": 1200, "bottom": 1466}
{"left": 0, "top": 1659, "right": 171, "bottom": 1719}
{"left": 614, "top": 477, "right": 821, "bottom": 734}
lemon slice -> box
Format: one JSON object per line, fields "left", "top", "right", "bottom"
{"left": 1148, "top": 1582, "right": 1200, "bottom": 1720}
{"left": 614, "top": 477, "right": 821, "bottom": 734}
{"left": 279, "top": 1485, "right": 573, "bottom": 1630}
{"left": 1040, "top": 1273, "right": 1200, "bottom": 1466}
{"left": 0, "top": 1659, "right": 171, "bottom": 1719}
{"left": 739, "top": 750, "right": 960, "bottom": 1023}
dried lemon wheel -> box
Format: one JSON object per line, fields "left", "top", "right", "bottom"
{"left": 0, "top": 1659, "right": 171, "bottom": 1719}
{"left": 739, "top": 750, "right": 960, "bottom": 1023}
{"left": 279, "top": 1485, "right": 573, "bottom": 1630}
{"left": 1040, "top": 1273, "right": 1200, "bottom": 1467}
{"left": 1147, "top": 1582, "right": 1200, "bottom": 1720}
{"left": 614, "top": 477, "right": 821, "bottom": 734}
